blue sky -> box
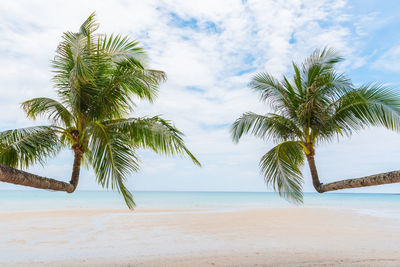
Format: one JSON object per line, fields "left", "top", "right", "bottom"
{"left": 1, "top": 0, "right": 400, "bottom": 194}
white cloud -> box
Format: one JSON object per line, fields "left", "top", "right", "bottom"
{"left": 1, "top": 0, "right": 398, "bottom": 194}
{"left": 374, "top": 45, "right": 400, "bottom": 72}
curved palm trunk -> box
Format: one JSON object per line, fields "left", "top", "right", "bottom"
{"left": 306, "top": 154, "right": 400, "bottom": 193}
{"left": 0, "top": 149, "right": 83, "bottom": 193}
{"left": 305, "top": 154, "right": 324, "bottom": 193}
{"left": 69, "top": 149, "right": 83, "bottom": 192}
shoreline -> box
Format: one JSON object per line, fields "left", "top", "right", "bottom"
{"left": 1, "top": 204, "right": 398, "bottom": 220}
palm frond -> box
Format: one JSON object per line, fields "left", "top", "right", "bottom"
{"left": 0, "top": 126, "right": 61, "bottom": 169}
{"left": 231, "top": 112, "right": 302, "bottom": 143}
{"left": 88, "top": 67, "right": 165, "bottom": 121}
{"left": 106, "top": 116, "right": 201, "bottom": 166}
{"left": 250, "top": 72, "right": 287, "bottom": 102}
{"left": 63, "top": 32, "right": 93, "bottom": 85}
{"left": 303, "top": 47, "right": 343, "bottom": 71}
{"left": 317, "top": 71, "right": 353, "bottom": 100}
{"left": 302, "top": 48, "right": 344, "bottom": 91}
{"left": 86, "top": 122, "right": 139, "bottom": 209}
{"left": 292, "top": 62, "right": 303, "bottom": 94}
{"left": 79, "top": 12, "right": 99, "bottom": 37}
{"left": 332, "top": 84, "right": 400, "bottom": 133}
{"left": 259, "top": 141, "right": 304, "bottom": 204}
{"left": 119, "top": 68, "right": 165, "bottom": 102}
{"left": 101, "top": 34, "right": 146, "bottom": 65}
{"left": 21, "top": 98, "right": 74, "bottom": 127}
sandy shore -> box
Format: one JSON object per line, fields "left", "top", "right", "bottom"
{"left": 1, "top": 207, "right": 400, "bottom": 266}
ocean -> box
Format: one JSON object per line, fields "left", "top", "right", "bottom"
{"left": 0, "top": 190, "right": 399, "bottom": 219}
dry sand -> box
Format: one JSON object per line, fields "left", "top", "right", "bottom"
{"left": 1, "top": 207, "right": 399, "bottom": 266}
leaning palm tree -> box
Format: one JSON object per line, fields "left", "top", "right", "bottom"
{"left": 0, "top": 13, "right": 200, "bottom": 209}
{"left": 231, "top": 48, "right": 400, "bottom": 203}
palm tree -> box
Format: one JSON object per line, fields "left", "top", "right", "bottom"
{"left": 0, "top": 13, "right": 200, "bottom": 209}
{"left": 231, "top": 48, "right": 400, "bottom": 203}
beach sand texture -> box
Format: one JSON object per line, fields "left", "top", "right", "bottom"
{"left": 1, "top": 207, "right": 400, "bottom": 266}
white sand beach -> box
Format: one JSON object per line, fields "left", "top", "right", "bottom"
{"left": 1, "top": 207, "right": 400, "bottom": 266}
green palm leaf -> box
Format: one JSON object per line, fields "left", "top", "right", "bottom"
{"left": 332, "top": 84, "right": 400, "bottom": 133}
{"left": 21, "top": 98, "right": 74, "bottom": 127}
{"left": 86, "top": 122, "right": 139, "bottom": 209}
{"left": 79, "top": 12, "right": 99, "bottom": 37}
{"left": 101, "top": 34, "right": 145, "bottom": 65}
{"left": 250, "top": 72, "right": 287, "bottom": 103}
{"left": 260, "top": 141, "right": 305, "bottom": 204}
{"left": 107, "top": 116, "right": 201, "bottom": 166}
{"left": 0, "top": 126, "right": 61, "bottom": 169}
{"left": 231, "top": 112, "right": 302, "bottom": 143}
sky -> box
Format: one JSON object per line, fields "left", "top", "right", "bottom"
{"left": 1, "top": 0, "right": 400, "bottom": 194}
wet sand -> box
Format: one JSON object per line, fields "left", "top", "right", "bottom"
{"left": 1, "top": 207, "right": 399, "bottom": 266}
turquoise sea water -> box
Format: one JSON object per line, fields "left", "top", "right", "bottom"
{"left": 0, "top": 190, "right": 399, "bottom": 218}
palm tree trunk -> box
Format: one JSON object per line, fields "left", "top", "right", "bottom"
{"left": 305, "top": 154, "right": 324, "bottom": 193}
{"left": 318, "top": 170, "right": 400, "bottom": 192}
{"left": 306, "top": 154, "right": 400, "bottom": 193}
{"left": 0, "top": 149, "right": 83, "bottom": 193}
{"left": 69, "top": 149, "right": 83, "bottom": 192}
{"left": 0, "top": 163, "right": 75, "bottom": 192}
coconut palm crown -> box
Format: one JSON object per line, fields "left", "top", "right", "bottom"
{"left": 231, "top": 48, "right": 400, "bottom": 203}
{"left": 0, "top": 13, "right": 200, "bottom": 209}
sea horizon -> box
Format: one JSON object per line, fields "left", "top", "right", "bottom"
{"left": 1, "top": 190, "right": 399, "bottom": 219}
